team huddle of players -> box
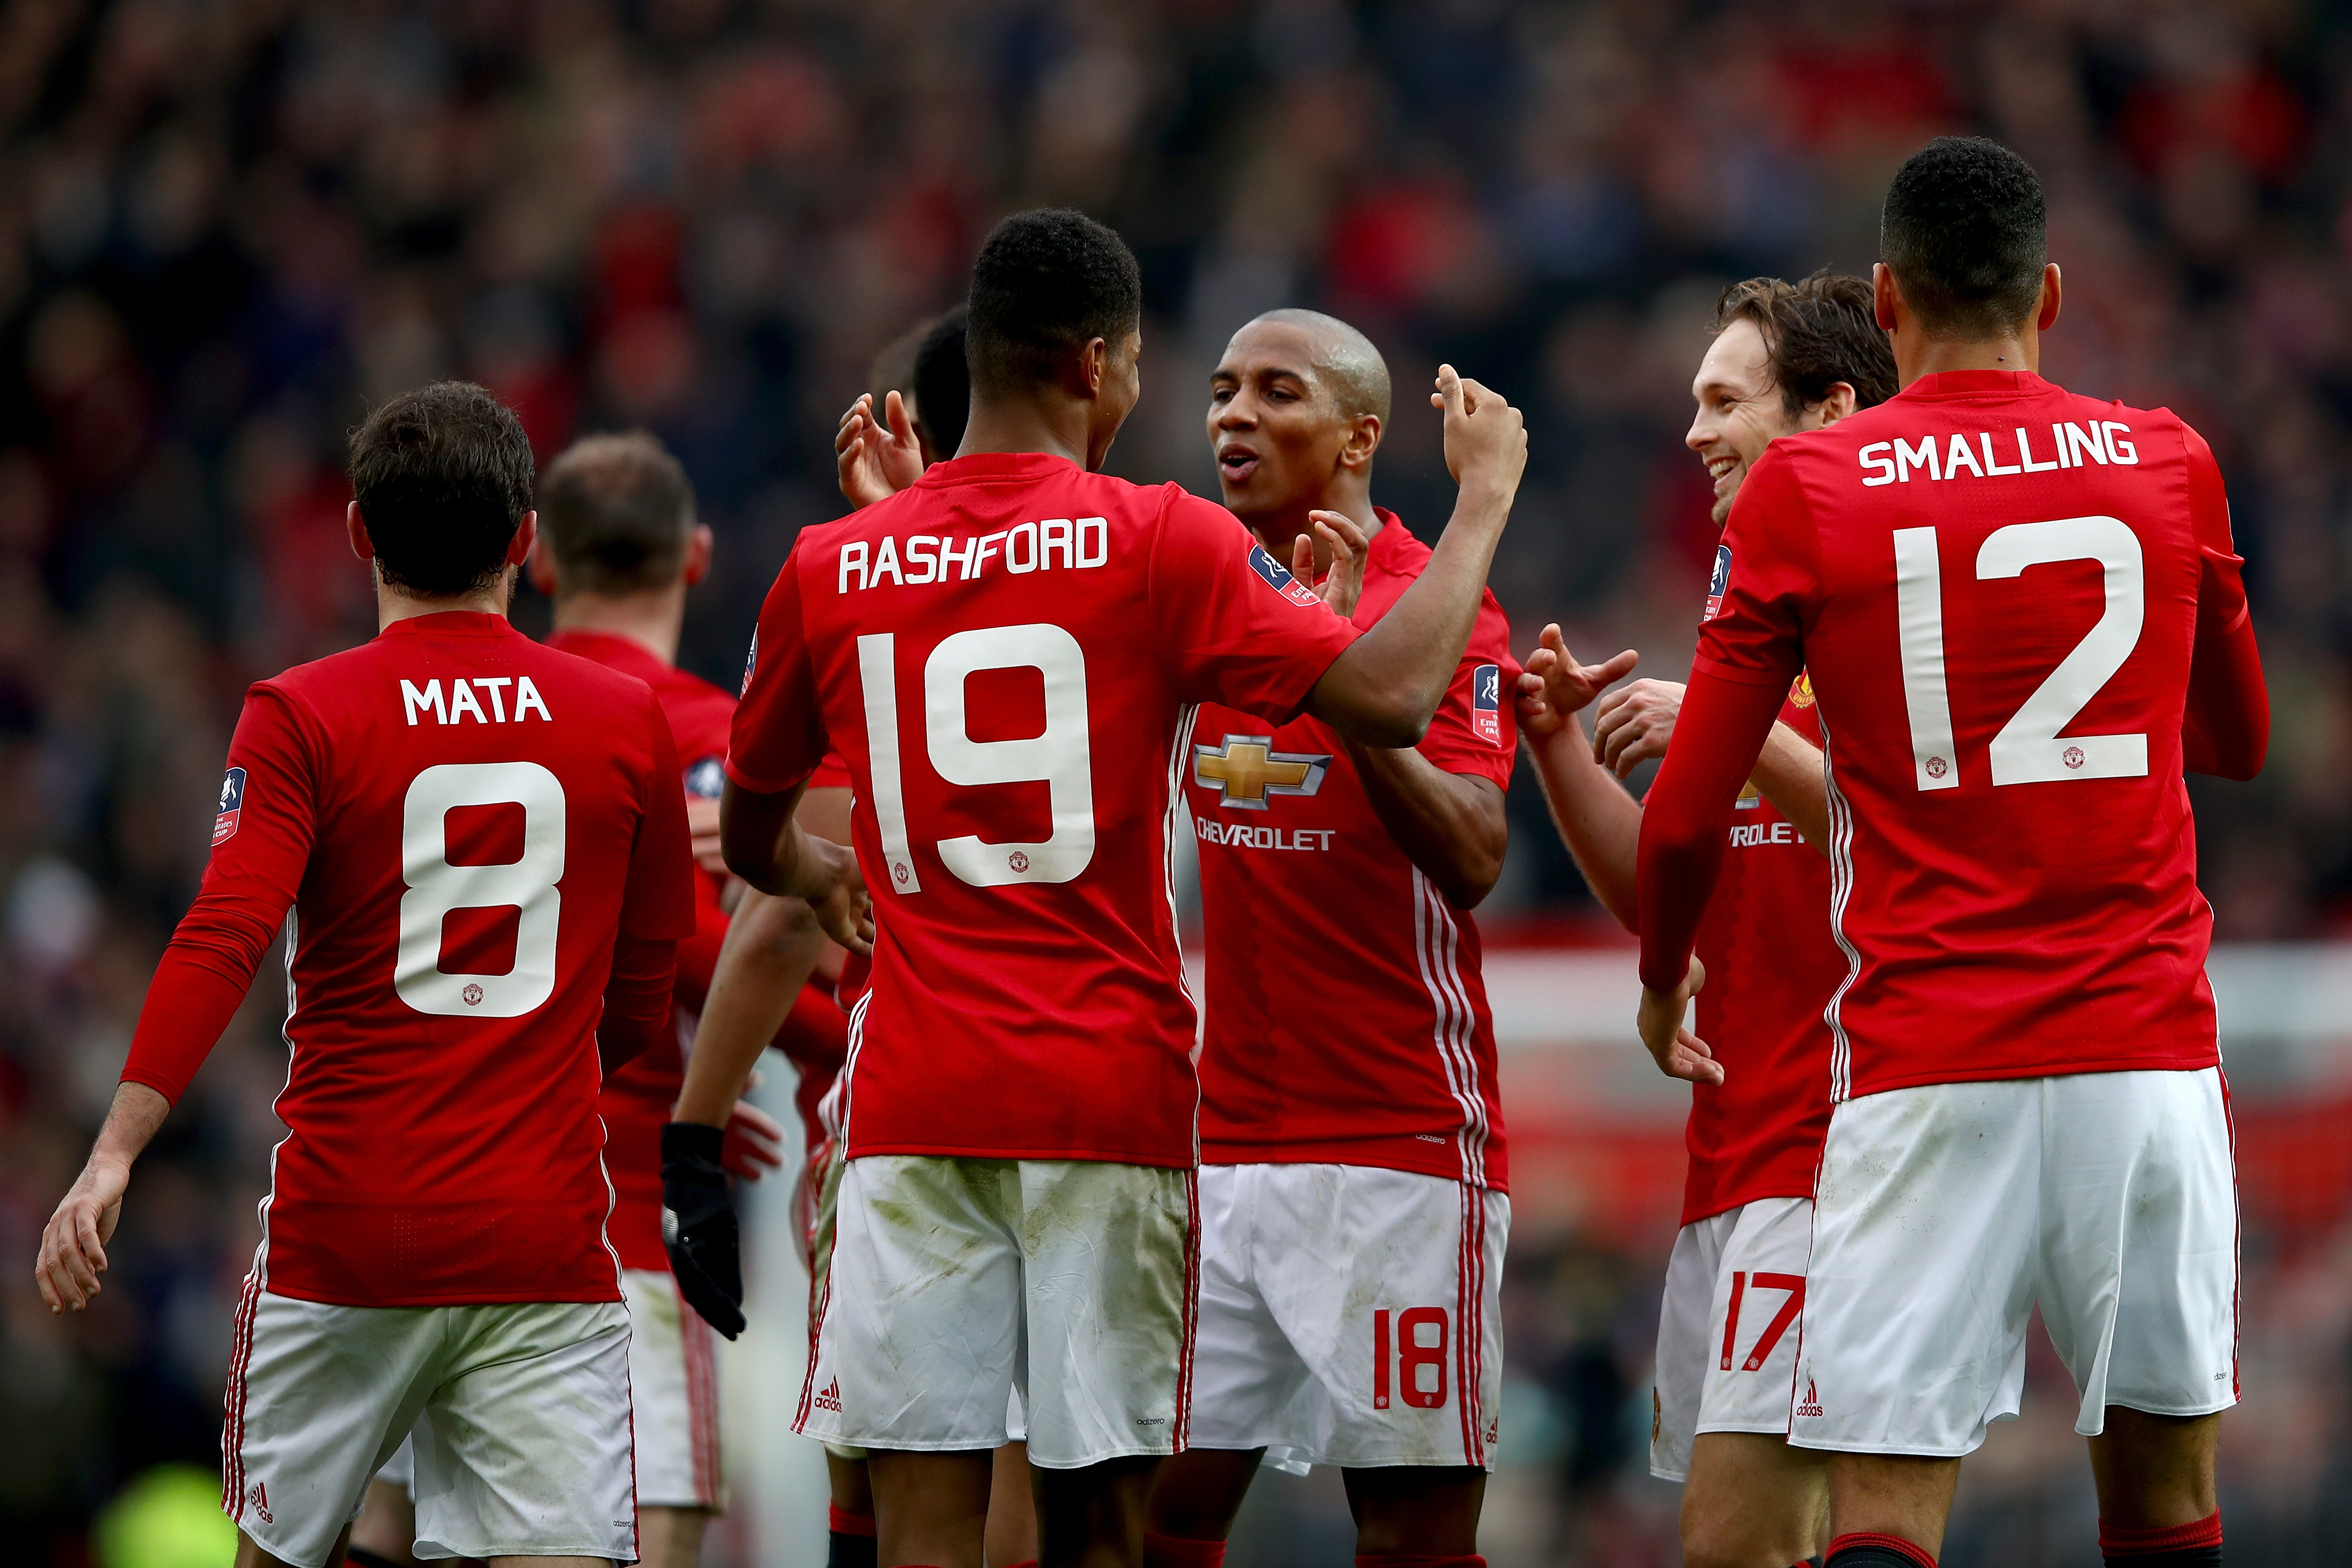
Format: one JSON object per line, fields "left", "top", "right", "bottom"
{"left": 31, "top": 133, "right": 2263, "bottom": 1568}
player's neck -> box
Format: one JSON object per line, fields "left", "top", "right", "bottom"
{"left": 550, "top": 587, "right": 685, "bottom": 667}
{"left": 375, "top": 572, "right": 512, "bottom": 632}
{"left": 959, "top": 394, "right": 1098, "bottom": 470}
{"left": 1894, "top": 323, "right": 2042, "bottom": 385}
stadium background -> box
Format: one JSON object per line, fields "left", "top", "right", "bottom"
{"left": 3, "top": 0, "right": 2351, "bottom": 1563}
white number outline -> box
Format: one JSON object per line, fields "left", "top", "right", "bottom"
{"left": 395, "top": 761, "right": 565, "bottom": 1016}
{"left": 1892, "top": 515, "right": 2149, "bottom": 791}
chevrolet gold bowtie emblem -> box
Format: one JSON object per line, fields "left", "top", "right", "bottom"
{"left": 1193, "top": 734, "right": 1330, "bottom": 811}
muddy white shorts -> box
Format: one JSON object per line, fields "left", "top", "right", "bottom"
{"left": 623, "top": 1268, "right": 726, "bottom": 1508}
{"left": 797, "top": 1155, "right": 1193, "bottom": 1469}
{"left": 1650, "top": 1195, "right": 1814, "bottom": 1482}
{"left": 1791, "top": 1067, "right": 2238, "bottom": 1458}
{"left": 223, "top": 1287, "right": 634, "bottom": 1567}
{"left": 1187, "top": 1162, "right": 1506, "bottom": 1471}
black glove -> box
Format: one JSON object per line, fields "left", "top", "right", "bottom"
{"left": 661, "top": 1122, "right": 744, "bottom": 1339}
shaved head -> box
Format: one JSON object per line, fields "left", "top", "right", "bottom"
{"left": 1240, "top": 309, "right": 1392, "bottom": 426}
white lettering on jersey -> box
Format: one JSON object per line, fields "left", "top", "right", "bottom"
{"left": 399, "top": 676, "right": 554, "bottom": 725}
{"left": 1728, "top": 821, "right": 1799, "bottom": 848}
{"left": 1195, "top": 820, "right": 1335, "bottom": 851}
{"left": 1858, "top": 422, "right": 2139, "bottom": 487}
{"left": 838, "top": 519, "right": 1110, "bottom": 593}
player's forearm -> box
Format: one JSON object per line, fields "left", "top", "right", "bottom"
{"left": 673, "top": 893, "right": 829, "bottom": 1126}
{"left": 86, "top": 1082, "right": 171, "bottom": 1176}
{"left": 1635, "top": 672, "right": 1785, "bottom": 991}
{"left": 600, "top": 934, "right": 678, "bottom": 1075}
{"left": 720, "top": 777, "right": 811, "bottom": 896}
{"left": 1342, "top": 744, "right": 1507, "bottom": 908}
{"left": 1751, "top": 722, "right": 1831, "bottom": 853}
{"left": 2183, "top": 607, "right": 2268, "bottom": 781}
{"left": 1306, "top": 479, "right": 1514, "bottom": 746}
{"left": 1524, "top": 722, "right": 1642, "bottom": 931}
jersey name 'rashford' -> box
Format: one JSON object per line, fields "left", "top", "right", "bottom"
{"left": 835, "top": 517, "right": 1111, "bottom": 592}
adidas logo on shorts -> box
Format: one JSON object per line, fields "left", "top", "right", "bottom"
{"left": 815, "top": 1378, "right": 843, "bottom": 1413}
{"left": 1796, "top": 1378, "right": 1823, "bottom": 1420}
{"left": 247, "top": 1481, "right": 273, "bottom": 1525}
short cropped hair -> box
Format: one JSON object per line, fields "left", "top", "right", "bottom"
{"left": 965, "top": 210, "right": 1142, "bottom": 398}
{"left": 1881, "top": 136, "right": 2047, "bottom": 340}
{"left": 349, "top": 381, "right": 535, "bottom": 597}
{"left": 1714, "top": 270, "right": 1898, "bottom": 414}
{"left": 913, "top": 304, "right": 971, "bottom": 458}
{"left": 535, "top": 431, "right": 696, "bottom": 595}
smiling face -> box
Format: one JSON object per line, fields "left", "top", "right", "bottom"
{"left": 1685, "top": 316, "right": 1801, "bottom": 528}
{"left": 1206, "top": 320, "right": 1377, "bottom": 529}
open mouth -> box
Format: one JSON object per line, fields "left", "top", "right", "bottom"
{"left": 1705, "top": 453, "right": 1741, "bottom": 484}
{"left": 1218, "top": 443, "right": 1260, "bottom": 484}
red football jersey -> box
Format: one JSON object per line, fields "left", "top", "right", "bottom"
{"left": 728, "top": 452, "right": 1362, "bottom": 1167}
{"left": 1187, "top": 514, "right": 1513, "bottom": 1190}
{"left": 127, "top": 613, "right": 696, "bottom": 1305}
{"left": 1681, "top": 675, "right": 1839, "bottom": 1225}
{"left": 1670, "top": 369, "right": 2256, "bottom": 1099}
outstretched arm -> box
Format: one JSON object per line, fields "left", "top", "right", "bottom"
{"left": 1304, "top": 368, "right": 1526, "bottom": 746}
{"left": 720, "top": 778, "right": 873, "bottom": 954}
{"left": 673, "top": 890, "right": 832, "bottom": 1128}
{"left": 1515, "top": 627, "right": 1644, "bottom": 928}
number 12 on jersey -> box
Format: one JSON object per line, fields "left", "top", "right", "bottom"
{"left": 857, "top": 624, "right": 1096, "bottom": 891}
{"left": 1893, "top": 515, "right": 2149, "bottom": 791}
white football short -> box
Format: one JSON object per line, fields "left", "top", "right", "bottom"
{"left": 1188, "top": 1162, "right": 1506, "bottom": 1471}
{"left": 623, "top": 1267, "right": 726, "bottom": 1509}
{"left": 1791, "top": 1067, "right": 2239, "bottom": 1457}
{"left": 223, "top": 1288, "right": 634, "bottom": 1567}
{"left": 1649, "top": 1195, "right": 1814, "bottom": 1482}
{"left": 797, "top": 1155, "right": 1193, "bottom": 1468}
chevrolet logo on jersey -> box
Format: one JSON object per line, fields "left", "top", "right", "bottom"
{"left": 1193, "top": 735, "right": 1330, "bottom": 811}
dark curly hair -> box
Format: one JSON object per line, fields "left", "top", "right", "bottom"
{"left": 349, "top": 381, "right": 535, "bottom": 597}
{"left": 965, "top": 209, "right": 1142, "bottom": 397}
{"left": 1714, "top": 270, "right": 1898, "bottom": 414}
{"left": 1881, "top": 136, "right": 2047, "bottom": 340}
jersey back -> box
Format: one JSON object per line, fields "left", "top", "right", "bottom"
{"left": 1187, "top": 515, "right": 1513, "bottom": 1190}
{"left": 219, "top": 613, "right": 694, "bottom": 1305}
{"left": 729, "top": 452, "right": 1360, "bottom": 1167}
{"left": 1700, "top": 370, "right": 2229, "bottom": 1099}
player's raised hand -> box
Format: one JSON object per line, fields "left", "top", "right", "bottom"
{"left": 834, "top": 390, "right": 923, "bottom": 508}
{"left": 1637, "top": 955, "right": 1721, "bottom": 1085}
{"left": 35, "top": 1155, "right": 127, "bottom": 1313}
{"left": 1432, "top": 365, "right": 1527, "bottom": 498}
{"left": 1298, "top": 509, "right": 1369, "bottom": 620}
{"left": 1515, "top": 624, "right": 1638, "bottom": 739}
{"left": 1595, "top": 679, "right": 1688, "bottom": 777}
{"left": 721, "top": 1098, "right": 787, "bottom": 1181}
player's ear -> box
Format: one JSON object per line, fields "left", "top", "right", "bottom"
{"left": 1872, "top": 262, "right": 1899, "bottom": 333}
{"left": 1340, "top": 413, "right": 1382, "bottom": 470}
{"left": 345, "top": 499, "right": 374, "bottom": 565}
{"left": 1073, "top": 336, "right": 1108, "bottom": 400}
{"left": 2036, "top": 262, "right": 2062, "bottom": 332}
{"left": 506, "top": 509, "right": 538, "bottom": 571}
{"left": 1812, "top": 383, "right": 1858, "bottom": 428}
{"left": 683, "top": 524, "right": 714, "bottom": 587}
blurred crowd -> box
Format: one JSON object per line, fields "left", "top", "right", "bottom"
{"left": 5, "top": 0, "right": 2352, "bottom": 1562}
